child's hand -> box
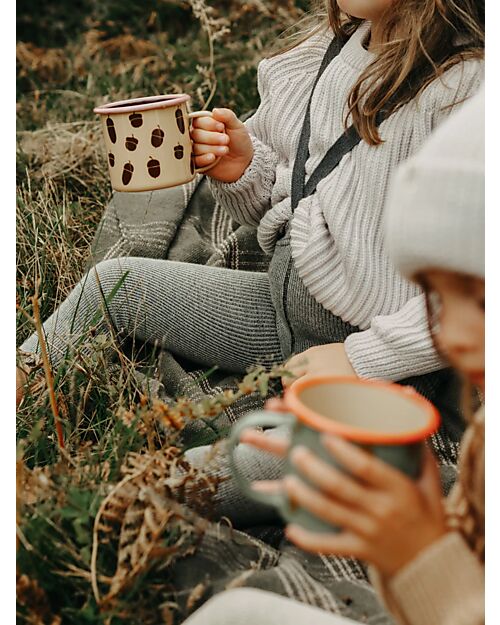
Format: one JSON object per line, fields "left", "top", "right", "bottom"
{"left": 283, "top": 438, "right": 448, "bottom": 577}
{"left": 190, "top": 108, "right": 254, "bottom": 183}
{"left": 283, "top": 343, "right": 357, "bottom": 387}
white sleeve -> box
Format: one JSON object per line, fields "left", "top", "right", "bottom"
{"left": 208, "top": 59, "right": 279, "bottom": 227}
{"left": 344, "top": 294, "right": 444, "bottom": 381}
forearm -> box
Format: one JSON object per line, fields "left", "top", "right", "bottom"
{"left": 208, "top": 133, "right": 278, "bottom": 227}
{"left": 344, "top": 294, "right": 444, "bottom": 381}
{"left": 208, "top": 55, "right": 280, "bottom": 227}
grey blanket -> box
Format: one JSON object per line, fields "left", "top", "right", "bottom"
{"left": 90, "top": 175, "right": 434, "bottom": 624}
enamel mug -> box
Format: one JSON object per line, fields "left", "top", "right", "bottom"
{"left": 229, "top": 376, "right": 441, "bottom": 533}
{"left": 94, "top": 94, "right": 220, "bottom": 192}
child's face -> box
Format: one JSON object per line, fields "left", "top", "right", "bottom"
{"left": 425, "top": 270, "right": 485, "bottom": 390}
{"left": 336, "top": 0, "right": 393, "bottom": 21}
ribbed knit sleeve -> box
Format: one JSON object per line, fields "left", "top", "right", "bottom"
{"left": 343, "top": 294, "right": 443, "bottom": 380}
{"left": 208, "top": 59, "right": 280, "bottom": 227}
{"left": 369, "top": 532, "right": 484, "bottom": 625}
{"left": 209, "top": 134, "right": 279, "bottom": 227}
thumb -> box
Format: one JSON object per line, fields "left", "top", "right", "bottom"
{"left": 212, "top": 108, "right": 245, "bottom": 130}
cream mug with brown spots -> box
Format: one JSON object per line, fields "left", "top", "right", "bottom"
{"left": 94, "top": 94, "right": 220, "bottom": 192}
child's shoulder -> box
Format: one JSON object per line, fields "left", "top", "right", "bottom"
{"left": 418, "top": 56, "right": 484, "bottom": 111}
{"left": 257, "top": 27, "right": 334, "bottom": 86}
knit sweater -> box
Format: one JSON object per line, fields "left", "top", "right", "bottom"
{"left": 370, "top": 406, "right": 485, "bottom": 625}
{"left": 209, "top": 21, "right": 483, "bottom": 381}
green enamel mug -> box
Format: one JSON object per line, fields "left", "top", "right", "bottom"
{"left": 228, "top": 376, "right": 441, "bottom": 533}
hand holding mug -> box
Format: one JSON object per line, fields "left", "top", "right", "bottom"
{"left": 229, "top": 376, "right": 441, "bottom": 533}
{"left": 232, "top": 376, "right": 446, "bottom": 575}
{"left": 191, "top": 108, "right": 254, "bottom": 183}
{"left": 283, "top": 439, "right": 447, "bottom": 576}
{"left": 243, "top": 426, "right": 447, "bottom": 576}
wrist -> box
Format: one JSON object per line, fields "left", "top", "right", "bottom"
{"left": 231, "top": 150, "right": 254, "bottom": 182}
{"left": 207, "top": 148, "right": 254, "bottom": 184}
{"left": 383, "top": 527, "right": 449, "bottom": 577}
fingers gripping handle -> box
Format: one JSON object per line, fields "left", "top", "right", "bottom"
{"left": 228, "top": 411, "right": 296, "bottom": 509}
{"left": 188, "top": 110, "right": 223, "bottom": 173}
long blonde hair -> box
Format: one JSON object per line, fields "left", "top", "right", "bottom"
{"left": 271, "top": 0, "right": 484, "bottom": 145}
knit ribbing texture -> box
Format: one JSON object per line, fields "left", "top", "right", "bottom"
{"left": 21, "top": 256, "right": 284, "bottom": 372}
{"left": 210, "top": 22, "right": 483, "bottom": 380}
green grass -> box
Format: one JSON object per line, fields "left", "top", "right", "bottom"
{"left": 16, "top": 2, "right": 305, "bottom": 622}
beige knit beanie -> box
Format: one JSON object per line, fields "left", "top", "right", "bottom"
{"left": 385, "top": 84, "right": 485, "bottom": 279}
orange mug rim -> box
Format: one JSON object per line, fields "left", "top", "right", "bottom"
{"left": 94, "top": 93, "right": 191, "bottom": 115}
{"left": 285, "top": 375, "right": 441, "bottom": 445}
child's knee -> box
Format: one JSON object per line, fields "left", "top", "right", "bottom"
{"left": 88, "top": 258, "right": 132, "bottom": 296}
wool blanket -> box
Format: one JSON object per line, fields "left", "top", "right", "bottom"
{"left": 89, "top": 174, "right": 457, "bottom": 624}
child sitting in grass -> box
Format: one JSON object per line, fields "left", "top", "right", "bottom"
{"left": 18, "top": 0, "right": 483, "bottom": 514}
{"left": 181, "top": 83, "right": 485, "bottom": 625}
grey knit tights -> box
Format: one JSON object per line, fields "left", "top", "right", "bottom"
{"left": 21, "top": 256, "right": 283, "bottom": 371}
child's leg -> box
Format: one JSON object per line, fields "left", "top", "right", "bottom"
{"left": 182, "top": 588, "right": 361, "bottom": 625}
{"left": 183, "top": 424, "right": 291, "bottom": 526}
{"left": 19, "top": 256, "right": 287, "bottom": 522}
{"left": 20, "top": 256, "right": 283, "bottom": 371}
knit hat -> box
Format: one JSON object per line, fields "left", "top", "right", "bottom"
{"left": 385, "top": 84, "right": 485, "bottom": 279}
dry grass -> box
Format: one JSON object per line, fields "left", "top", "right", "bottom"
{"left": 16, "top": 0, "right": 306, "bottom": 325}
{"left": 16, "top": 2, "right": 305, "bottom": 623}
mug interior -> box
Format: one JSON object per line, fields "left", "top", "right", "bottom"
{"left": 288, "top": 378, "right": 439, "bottom": 443}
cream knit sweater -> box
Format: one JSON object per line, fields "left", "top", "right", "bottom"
{"left": 209, "top": 22, "right": 483, "bottom": 381}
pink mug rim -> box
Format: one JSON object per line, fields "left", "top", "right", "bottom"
{"left": 93, "top": 94, "right": 191, "bottom": 115}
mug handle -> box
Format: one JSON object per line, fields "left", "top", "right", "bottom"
{"left": 228, "top": 411, "right": 296, "bottom": 508}
{"left": 188, "top": 111, "right": 223, "bottom": 174}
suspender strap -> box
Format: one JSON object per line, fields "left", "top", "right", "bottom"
{"left": 302, "top": 124, "right": 361, "bottom": 199}
{"left": 291, "top": 33, "right": 387, "bottom": 212}
{"left": 291, "top": 36, "right": 344, "bottom": 211}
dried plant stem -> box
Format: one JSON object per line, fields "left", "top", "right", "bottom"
{"left": 31, "top": 285, "right": 65, "bottom": 451}
{"left": 187, "top": 0, "right": 228, "bottom": 109}
{"left": 90, "top": 459, "right": 155, "bottom": 604}
{"left": 203, "top": 16, "right": 217, "bottom": 109}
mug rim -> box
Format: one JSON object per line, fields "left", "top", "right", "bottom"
{"left": 94, "top": 94, "right": 190, "bottom": 115}
{"left": 285, "top": 375, "right": 441, "bottom": 445}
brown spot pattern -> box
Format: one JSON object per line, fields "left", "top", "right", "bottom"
{"left": 151, "top": 127, "right": 165, "bottom": 148}
{"left": 125, "top": 135, "right": 138, "bottom": 151}
{"left": 122, "top": 162, "right": 134, "bottom": 185}
{"left": 147, "top": 158, "right": 161, "bottom": 178}
{"left": 106, "top": 117, "right": 117, "bottom": 144}
{"left": 129, "top": 112, "right": 143, "bottom": 128}
{"left": 175, "top": 108, "right": 185, "bottom": 134}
